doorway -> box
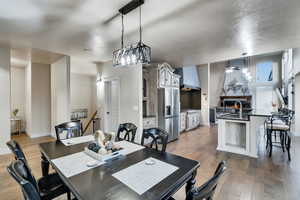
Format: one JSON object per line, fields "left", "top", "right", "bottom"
{"left": 104, "top": 78, "right": 120, "bottom": 133}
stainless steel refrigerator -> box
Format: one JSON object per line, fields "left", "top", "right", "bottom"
{"left": 158, "top": 88, "right": 180, "bottom": 142}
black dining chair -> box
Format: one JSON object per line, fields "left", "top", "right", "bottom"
{"left": 7, "top": 140, "right": 48, "bottom": 177}
{"left": 7, "top": 140, "right": 50, "bottom": 176}
{"left": 185, "top": 161, "right": 226, "bottom": 200}
{"left": 6, "top": 140, "right": 27, "bottom": 163}
{"left": 7, "top": 159, "right": 71, "bottom": 200}
{"left": 6, "top": 140, "right": 71, "bottom": 199}
{"left": 55, "top": 120, "right": 83, "bottom": 141}
{"left": 141, "top": 128, "right": 168, "bottom": 153}
{"left": 116, "top": 123, "right": 137, "bottom": 142}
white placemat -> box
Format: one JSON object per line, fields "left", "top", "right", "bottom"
{"left": 52, "top": 141, "right": 145, "bottom": 178}
{"left": 52, "top": 152, "right": 104, "bottom": 178}
{"left": 61, "top": 135, "right": 94, "bottom": 146}
{"left": 117, "top": 141, "right": 145, "bottom": 155}
{"left": 112, "top": 157, "right": 179, "bottom": 195}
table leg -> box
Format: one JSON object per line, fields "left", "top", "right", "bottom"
{"left": 186, "top": 170, "right": 197, "bottom": 194}
{"left": 41, "top": 153, "right": 50, "bottom": 177}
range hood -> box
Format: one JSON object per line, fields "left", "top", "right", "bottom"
{"left": 175, "top": 66, "right": 200, "bottom": 90}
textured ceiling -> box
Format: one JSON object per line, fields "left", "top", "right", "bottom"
{"left": 2, "top": 0, "right": 300, "bottom": 67}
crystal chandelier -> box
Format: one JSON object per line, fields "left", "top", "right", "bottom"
{"left": 113, "top": 3, "right": 151, "bottom": 67}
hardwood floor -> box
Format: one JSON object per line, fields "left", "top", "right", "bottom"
{"left": 1, "top": 126, "right": 299, "bottom": 200}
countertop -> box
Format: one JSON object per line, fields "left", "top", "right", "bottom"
{"left": 248, "top": 109, "right": 272, "bottom": 117}
{"left": 216, "top": 109, "right": 272, "bottom": 121}
{"left": 143, "top": 115, "right": 156, "bottom": 118}
{"left": 181, "top": 109, "right": 201, "bottom": 114}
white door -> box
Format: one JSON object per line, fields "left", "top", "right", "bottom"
{"left": 104, "top": 79, "right": 120, "bottom": 133}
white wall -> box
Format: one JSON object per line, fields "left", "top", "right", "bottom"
{"left": 0, "top": 46, "right": 11, "bottom": 154}
{"left": 30, "top": 63, "right": 51, "bottom": 137}
{"left": 294, "top": 74, "right": 300, "bottom": 136}
{"left": 25, "top": 61, "right": 32, "bottom": 134}
{"left": 198, "top": 64, "right": 210, "bottom": 125}
{"left": 97, "top": 62, "right": 143, "bottom": 143}
{"left": 71, "top": 73, "right": 97, "bottom": 132}
{"left": 293, "top": 48, "right": 300, "bottom": 136}
{"left": 293, "top": 48, "right": 300, "bottom": 75}
{"left": 51, "top": 56, "right": 71, "bottom": 136}
{"left": 10, "top": 67, "right": 26, "bottom": 131}
{"left": 209, "top": 61, "right": 226, "bottom": 107}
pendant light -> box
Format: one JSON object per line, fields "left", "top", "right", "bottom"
{"left": 112, "top": 0, "right": 151, "bottom": 67}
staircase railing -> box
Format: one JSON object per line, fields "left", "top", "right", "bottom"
{"left": 83, "top": 111, "right": 98, "bottom": 134}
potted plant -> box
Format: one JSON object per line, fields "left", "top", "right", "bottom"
{"left": 12, "top": 109, "right": 19, "bottom": 117}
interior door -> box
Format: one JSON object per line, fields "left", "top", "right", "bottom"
{"left": 104, "top": 79, "right": 120, "bottom": 133}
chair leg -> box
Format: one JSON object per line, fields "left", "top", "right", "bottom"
{"left": 267, "top": 130, "right": 272, "bottom": 157}
{"left": 280, "top": 131, "right": 285, "bottom": 152}
{"left": 41, "top": 153, "right": 50, "bottom": 177}
{"left": 67, "top": 191, "right": 71, "bottom": 200}
{"left": 286, "top": 135, "right": 291, "bottom": 161}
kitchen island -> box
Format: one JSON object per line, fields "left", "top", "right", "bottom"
{"left": 217, "top": 110, "right": 271, "bottom": 158}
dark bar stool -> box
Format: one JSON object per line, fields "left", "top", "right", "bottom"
{"left": 265, "top": 110, "right": 293, "bottom": 160}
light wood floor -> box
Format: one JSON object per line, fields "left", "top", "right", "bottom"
{"left": 1, "top": 126, "right": 299, "bottom": 200}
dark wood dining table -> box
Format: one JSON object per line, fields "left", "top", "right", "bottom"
{"left": 39, "top": 140, "right": 199, "bottom": 200}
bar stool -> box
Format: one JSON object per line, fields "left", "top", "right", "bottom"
{"left": 265, "top": 110, "right": 293, "bottom": 160}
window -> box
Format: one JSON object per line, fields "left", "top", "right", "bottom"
{"left": 256, "top": 61, "right": 273, "bottom": 82}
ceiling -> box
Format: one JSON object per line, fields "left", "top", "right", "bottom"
{"left": 2, "top": 0, "right": 300, "bottom": 67}
{"left": 11, "top": 48, "right": 64, "bottom": 67}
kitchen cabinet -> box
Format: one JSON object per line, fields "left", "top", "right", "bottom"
{"left": 186, "top": 111, "right": 201, "bottom": 131}
{"left": 158, "top": 63, "right": 180, "bottom": 88}
{"left": 172, "top": 75, "right": 180, "bottom": 87}
{"left": 180, "top": 112, "right": 187, "bottom": 132}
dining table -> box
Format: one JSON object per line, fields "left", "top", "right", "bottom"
{"left": 39, "top": 137, "right": 200, "bottom": 200}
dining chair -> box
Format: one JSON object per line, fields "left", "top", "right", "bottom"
{"left": 6, "top": 140, "right": 71, "bottom": 198}
{"left": 7, "top": 140, "right": 48, "bottom": 176}
{"left": 116, "top": 123, "right": 137, "bottom": 142}
{"left": 55, "top": 120, "right": 83, "bottom": 141}
{"left": 185, "top": 161, "right": 226, "bottom": 200}
{"left": 141, "top": 128, "right": 168, "bottom": 153}
{"left": 6, "top": 140, "right": 27, "bottom": 163}
{"left": 7, "top": 159, "right": 71, "bottom": 200}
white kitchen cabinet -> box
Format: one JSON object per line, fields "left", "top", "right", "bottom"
{"left": 158, "top": 63, "right": 179, "bottom": 88}
{"left": 186, "top": 111, "right": 201, "bottom": 131}
{"left": 172, "top": 75, "right": 180, "bottom": 87}
{"left": 159, "top": 69, "right": 166, "bottom": 88}
{"left": 180, "top": 112, "right": 187, "bottom": 132}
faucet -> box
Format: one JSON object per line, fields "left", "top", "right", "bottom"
{"left": 223, "top": 98, "right": 244, "bottom": 119}
{"left": 235, "top": 101, "right": 243, "bottom": 119}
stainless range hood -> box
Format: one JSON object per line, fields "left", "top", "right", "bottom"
{"left": 175, "top": 66, "right": 200, "bottom": 90}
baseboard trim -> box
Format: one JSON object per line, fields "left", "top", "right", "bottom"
{"left": 28, "top": 132, "right": 51, "bottom": 138}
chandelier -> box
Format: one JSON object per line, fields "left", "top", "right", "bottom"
{"left": 113, "top": 1, "right": 151, "bottom": 67}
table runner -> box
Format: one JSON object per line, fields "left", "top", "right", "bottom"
{"left": 52, "top": 141, "right": 145, "bottom": 178}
